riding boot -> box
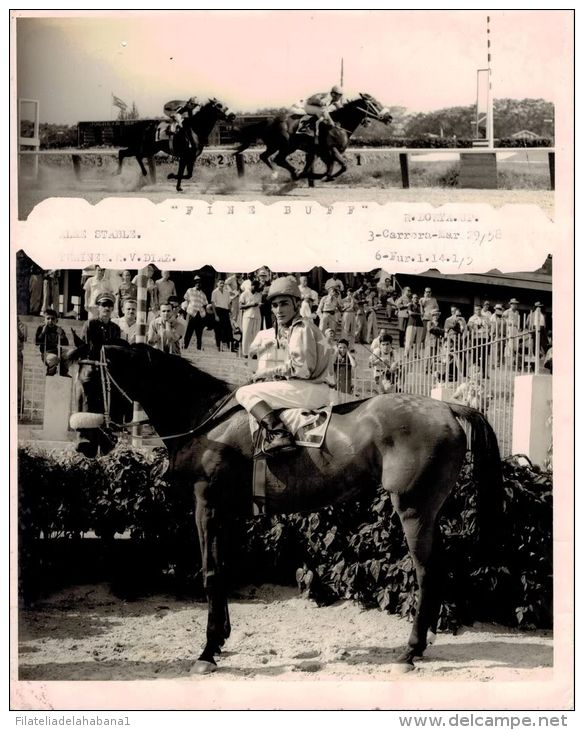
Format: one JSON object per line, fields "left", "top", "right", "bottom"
{"left": 250, "top": 401, "right": 296, "bottom": 457}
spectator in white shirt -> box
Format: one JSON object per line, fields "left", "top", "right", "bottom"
{"left": 83, "top": 265, "right": 110, "bottom": 320}
{"left": 211, "top": 279, "right": 235, "bottom": 351}
{"left": 527, "top": 302, "right": 549, "bottom": 356}
{"left": 114, "top": 298, "right": 138, "bottom": 343}
{"left": 183, "top": 275, "right": 209, "bottom": 350}
{"left": 155, "top": 271, "right": 177, "bottom": 307}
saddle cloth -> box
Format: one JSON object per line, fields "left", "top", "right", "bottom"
{"left": 249, "top": 406, "right": 333, "bottom": 450}
{"left": 296, "top": 115, "right": 316, "bottom": 137}
{"left": 156, "top": 122, "right": 179, "bottom": 154}
{"left": 156, "top": 121, "right": 173, "bottom": 141}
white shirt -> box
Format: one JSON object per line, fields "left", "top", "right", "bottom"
{"left": 114, "top": 317, "right": 137, "bottom": 343}
{"left": 211, "top": 287, "right": 233, "bottom": 310}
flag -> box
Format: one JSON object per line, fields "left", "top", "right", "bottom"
{"left": 112, "top": 94, "right": 127, "bottom": 110}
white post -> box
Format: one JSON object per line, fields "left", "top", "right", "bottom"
{"left": 41, "top": 375, "right": 73, "bottom": 441}
{"left": 486, "top": 16, "right": 494, "bottom": 149}
{"left": 512, "top": 374, "right": 552, "bottom": 467}
{"left": 132, "top": 269, "right": 148, "bottom": 446}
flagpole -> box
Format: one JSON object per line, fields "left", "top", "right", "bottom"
{"left": 340, "top": 58, "right": 344, "bottom": 86}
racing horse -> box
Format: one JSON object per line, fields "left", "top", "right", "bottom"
{"left": 68, "top": 342, "right": 503, "bottom": 675}
{"left": 234, "top": 93, "right": 393, "bottom": 182}
{"left": 116, "top": 99, "right": 236, "bottom": 192}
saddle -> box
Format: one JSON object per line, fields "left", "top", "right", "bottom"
{"left": 250, "top": 406, "right": 333, "bottom": 455}
{"left": 296, "top": 115, "right": 317, "bottom": 137}
{"left": 156, "top": 121, "right": 174, "bottom": 141}
{"left": 251, "top": 406, "right": 333, "bottom": 515}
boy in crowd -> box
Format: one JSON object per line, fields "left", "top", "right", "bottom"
{"left": 35, "top": 308, "right": 69, "bottom": 376}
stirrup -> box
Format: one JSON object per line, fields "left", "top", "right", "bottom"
{"left": 262, "top": 428, "right": 297, "bottom": 457}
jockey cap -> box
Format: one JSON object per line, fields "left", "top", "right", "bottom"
{"left": 330, "top": 85, "right": 343, "bottom": 95}
{"left": 267, "top": 277, "right": 301, "bottom": 303}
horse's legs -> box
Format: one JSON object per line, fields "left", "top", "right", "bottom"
{"left": 234, "top": 139, "right": 251, "bottom": 156}
{"left": 324, "top": 148, "right": 348, "bottom": 181}
{"left": 192, "top": 480, "right": 230, "bottom": 673}
{"left": 391, "top": 495, "right": 443, "bottom": 669}
{"left": 136, "top": 156, "right": 148, "bottom": 177}
{"left": 116, "top": 150, "right": 125, "bottom": 175}
{"left": 273, "top": 146, "right": 300, "bottom": 181}
{"left": 116, "top": 149, "right": 138, "bottom": 175}
{"left": 299, "top": 151, "right": 316, "bottom": 179}
{"left": 175, "top": 158, "right": 186, "bottom": 192}
{"left": 259, "top": 147, "right": 277, "bottom": 173}
{"left": 183, "top": 151, "right": 198, "bottom": 181}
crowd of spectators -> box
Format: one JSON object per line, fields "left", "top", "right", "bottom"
{"left": 19, "top": 265, "right": 554, "bottom": 398}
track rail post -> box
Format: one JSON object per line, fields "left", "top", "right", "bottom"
{"left": 235, "top": 153, "right": 245, "bottom": 178}
{"left": 399, "top": 153, "right": 410, "bottom": 188}
{"left": 71, "top": 155, "right": 82, "bottom": 181}
{"left": 548, "top": 152, "right": 555, "bottom": 191}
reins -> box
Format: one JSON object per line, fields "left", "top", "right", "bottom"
{"left": 79, "top": 348, "right": 240, "bottom": 443}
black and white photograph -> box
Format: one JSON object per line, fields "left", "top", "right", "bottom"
{"left": 10, "top": 8, "right": 574, "bottom": 717}
{"left": 15, "top": 10, "right": 564, "bottom": 218}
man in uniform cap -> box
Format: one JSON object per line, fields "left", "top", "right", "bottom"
{"left": 235, "top": 277, "right": 336, "bottom": 456}
{"left": 81, "top": 292, "right": 121, "bottom": 359}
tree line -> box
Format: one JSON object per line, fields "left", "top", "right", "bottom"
{"left": 24, "top": 98, "right": 553, "bottom": 149}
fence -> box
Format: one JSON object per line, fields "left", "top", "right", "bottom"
{"left": 331, "top": 315, "right": 549, "bottom": 457}
{"left": 19, "top": 310, "right": 550, "bottom": 458}
{"left": 19, "top": 145, "right": 556, "bottom": 190}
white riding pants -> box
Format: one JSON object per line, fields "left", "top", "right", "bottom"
{"left": 236, "top": 380, "right": 336, "bottom": 412}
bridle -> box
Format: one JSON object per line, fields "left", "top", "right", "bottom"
{"left": 330, "top": 96, "right": 388, "bottom": 135}
{"left": 77, "top": 347, "right": 239, "bottom": 444}
{"left": 354, "top": 96, "right": 387, "bottom": 122}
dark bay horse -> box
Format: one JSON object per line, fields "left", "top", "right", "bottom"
{"left": 116, "top": 99, "right": 236, "bottom": 191}
{"left": 234, "top": 93, "right": 393, "bottom": 181}
{"left": 70, "top": 342, "right": 503, "bottom": 675}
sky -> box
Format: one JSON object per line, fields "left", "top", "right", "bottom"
{"left": 14, "top": 10, "right": 572, "bottom": 125}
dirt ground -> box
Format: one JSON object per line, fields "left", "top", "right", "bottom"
{"left": 18, "top": 168, "right": 555, "bottom": 220}
{"left": 18, "top": 583, "right": 553, "bottom": 683}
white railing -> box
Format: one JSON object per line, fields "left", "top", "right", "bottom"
{"left": 332, "top": 315, "right": 549, "bottom": 457}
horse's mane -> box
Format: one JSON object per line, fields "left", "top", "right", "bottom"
{"left": 132, "top": 343, "right": 231, "bottom": 397}
{"left": 68, "top": 340, "right": 232, "bottom": 399}
{"left": 349, "top": 93, "right": 382, "bottom": 108}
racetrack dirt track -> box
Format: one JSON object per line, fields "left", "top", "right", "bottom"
{"left": 18, "top": 584, "right": 553, "bottom": 686}
{"left": 18, "top": 163, "right": 555, "bottom": 221}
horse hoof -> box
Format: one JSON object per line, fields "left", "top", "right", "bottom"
{"left": 177, "top": 187, "right": 183, "bottom": 193}
{"left": 191, "top": 660, "right": 217, "bottom": 675}
{"left": 391, "top": 662, "right": 415, "bottom": 675}
{"left": 167, "top": 173, "right": 176, "bottom": 180}
{"left": 427, "top": 631, "right": 437, "bottom": 645}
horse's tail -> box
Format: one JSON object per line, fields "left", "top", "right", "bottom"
{"left": 447, "top": 402, "right": 504, "bottom": 554}
{"left": 233, "top": 121, "right": 270, "bottom": 153}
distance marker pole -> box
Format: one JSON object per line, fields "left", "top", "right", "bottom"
{"left": 132, "top": 268, "right": 148, "bottom": 446}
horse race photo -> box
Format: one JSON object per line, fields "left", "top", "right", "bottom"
{"left": 15, "top": 11, "right": 561, "bottom": 218}
{"left": 11, "top": 9, "right": 573, "bottom": 718}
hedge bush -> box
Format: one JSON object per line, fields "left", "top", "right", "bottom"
{"left": 17, "top": 446, "right": 552, "bottom": 630}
